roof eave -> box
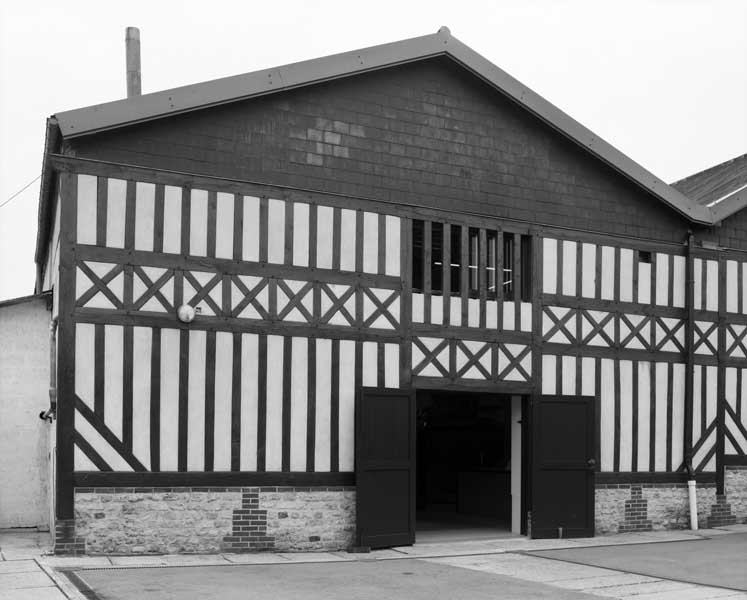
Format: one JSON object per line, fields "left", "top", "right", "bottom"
{"left": 34, "top": 118, "right": 61, "bottom": 293}
{"left": 55, "top": 30, "right": 452, "bottom": 139}
{"left": 52, "top": 27, "right": 715, "bottom": 226}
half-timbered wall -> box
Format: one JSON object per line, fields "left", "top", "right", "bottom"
{"left": 724, "top": 259, "right": 747, "bottom": 460}
{"left": 409, "top": 219, "right": 533, "bottom": 387}
{"left": 541, "top": 236, "right": 747, "bottom": 476}
{"left": 50, "top": 155, "right": 747, "bottom": 543}
{"left": 68, "top": 171, "right": 403, "bottom": 481}
{"left": 61, "top": 164, "right": 747, "bottom": 483}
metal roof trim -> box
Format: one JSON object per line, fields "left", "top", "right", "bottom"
{"left": 51, "top": 27, "right": 715, "bottom": 225}
{"left": 55, "top": 30, "right": 451, "bottom": 138}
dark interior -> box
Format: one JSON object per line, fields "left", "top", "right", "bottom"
{"left": 416, "top": 390, "right": 512, "bottom": 538}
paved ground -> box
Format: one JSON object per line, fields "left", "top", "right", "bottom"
{"left": 426, "top": 552, "right": 746, "bottom": 600}
{"left": 530, "top": 532, "right": 747, "bottom": 591}
{"left": 0, "top": 530, "right": 67, "bottom": 600}
{"left": 2, "top": 526, "right": 747, "bottom": 600}
{"left": 71, "top": 560, "right": 599, "bottom": 600}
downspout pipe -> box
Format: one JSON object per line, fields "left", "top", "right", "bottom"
{"left": 684, "top": 232, "right": 697, "bottom": 529}
{"left": 688, "top": 480, "right": 698, "bottom": 530}
{"left": 39, "top": 317, "right": 57, "bottom": 423}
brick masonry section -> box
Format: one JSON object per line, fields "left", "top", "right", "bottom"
{"left": 595, "top": 483, "right": 717, "bottom": 534}
{"left": 70, "top": 486, "right": 355, "bottom": 555}
{"left": 724, "top": 466, "right": 747, "bottom": 523}
{"left": 617, "top": 486, "right": 652, "bottom": 533}
{"left": 706, "top": 494, "right": 737, "bottom": 527}
{"left": 223, "top": 490, "right": 273, "bottom": 552}
{"left": 54, "top": 518, "right": 85, "bottom": 555}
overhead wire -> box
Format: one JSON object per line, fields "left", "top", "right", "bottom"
{"left": 0, "top": 174, "right": 42, "bottom": 209}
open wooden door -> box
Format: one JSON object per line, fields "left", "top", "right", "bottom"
{"left": 531, "top": 395, "right": 595, "bottom": 538}
{"left": 355, "top": 388, "right": 415, "bottom": 549}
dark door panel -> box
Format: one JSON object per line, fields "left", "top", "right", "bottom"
{"left": 356, "top": 388, "right": 416, "bottom": 548}
{"left": 531, "top": 395, "right": 595, "bottom": 539}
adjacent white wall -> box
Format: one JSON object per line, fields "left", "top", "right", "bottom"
{"left": 0, "top": 296, "right": 51, "bottom": 529}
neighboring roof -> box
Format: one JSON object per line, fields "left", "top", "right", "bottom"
{"left": 671, "top": 154, "right": 747, "bottom": 222}
{"left": 52, "top": 27, "right": 716, "bottom": 225}
{"left": 0, "top": 291, "right": 52, "bottom": 310}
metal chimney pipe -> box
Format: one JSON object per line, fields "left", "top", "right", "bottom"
{"left": 126, "top": 27, "right": 141, "bottom": 97}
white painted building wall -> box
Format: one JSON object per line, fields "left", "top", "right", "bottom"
{"left": 0, "top": 295, "right": 51, "bottom": 529}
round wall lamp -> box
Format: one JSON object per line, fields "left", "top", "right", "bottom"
{"left": 177, "top": 304, "right": 196, "bottom": 323}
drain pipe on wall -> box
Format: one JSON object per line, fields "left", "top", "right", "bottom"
{"left": 39, "top": 317, "right": 57, "bottom": 423}
{"left": 685, "top": 232, "right": 698, "bottom": 530}
{"left": 688, "top": 480, "right": 698, "bottom": 530}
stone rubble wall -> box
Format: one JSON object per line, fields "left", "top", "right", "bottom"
{"left": 73, "top": 486, "right": 355, "bottom": 555}
{"left": 594, "top": 486, "right": 628, "bottom": 534}
{"left": 595, "top": 483, "right": 716, "bottom": 534}
{"left": 61, "top": 470, "right": 747, "bottom": 554}
{"left": 262, "top": 488, "right": 356, "bottom": 551}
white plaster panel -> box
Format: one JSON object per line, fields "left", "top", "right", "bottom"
{"left": 600, "top": 246, "right": 615, "bottom": 300}
{"left": 76, "top": 174, "right": 97, "bottom": 245}
{"left": 162, "top": 185, "right": 182, "bottom": 254}
{"left": 213, "top": 331, "right": 233, "bottom": 471}
{"left": 618, "top": 249, "right": 633, "bottom": 303}
{"left": 542, "top": 238, "right": 557, "bottom": 294}
{"left": 242, "top": 196, "right": 260, "bottom": 262}
{"left": 290, "top": 337, "right": 308, "bottom": 472}
{"left": 562, "top": 240, "right": 576, "bottom": 296}
{"left": 215, "top": 192, "right": 234, "bottom": 260}
{"left": 267, "top": 199, "right": 286, "bottom": 264}
{"left": 134, "top": 182, "right": 155, "bottom": 252}
{"left": 106, "top": 178, "right": 127, "bottom": 249}
{"left": 581, "top": 243, "right": 596, "bottom": 298}
{"left": 240, "top": 333, "right": 259, "bottom": 471}
{"left": 189, "top": 189, "right": 208, "bottom": 257}
{"left": 265, "top": 335, "right": 284, "bottom": 471}
{"left": 187, "top": 330, "right": 206, "bottom": 471}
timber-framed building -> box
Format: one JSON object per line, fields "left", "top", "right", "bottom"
{"left": 35, "top": 28, "right": 747, "bottom": 553}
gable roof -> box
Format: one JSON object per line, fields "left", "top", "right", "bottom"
{"left": 53, "top": 27, "right": 720, "bottom": 226}
{"left": 671, "top": 154, "right": 747, "bottom": 222}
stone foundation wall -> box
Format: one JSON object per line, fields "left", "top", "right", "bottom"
{"left": 595, "top": 483, "right": 716, "bottom": 534}
{"left": 262, "top": 488, "right": 355, "bottom": 551}
{"left": 71, "top": 486, "right": 355, "bottom": 555}
{"left": 725, "top": 467, "right": 747, "bottom": 524}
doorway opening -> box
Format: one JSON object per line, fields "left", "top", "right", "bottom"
{"left": 415, "top": 390, "right": 523, "bottom": 543}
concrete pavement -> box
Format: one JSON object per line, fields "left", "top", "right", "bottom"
{"left": 426, "top": 552, "right": 745, "bottom": 599}
{"left": 530, "top": 531, "right": 747, "bottom": 591}
{"left": 1, "top": 525, "right": 746, "bottom": 599}
{"left": 72, "top": 559, "right": 601, "bottom": 600}
{"left": 0, "top": 529, "right": 66, "bottom": 600}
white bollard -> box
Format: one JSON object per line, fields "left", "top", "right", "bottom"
{"left": 688, "top": 479, "right": 698, "bottom": 530}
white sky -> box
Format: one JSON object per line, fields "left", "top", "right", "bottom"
{"left": 1, "top": 0, "right": 745, "bottom": 301}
